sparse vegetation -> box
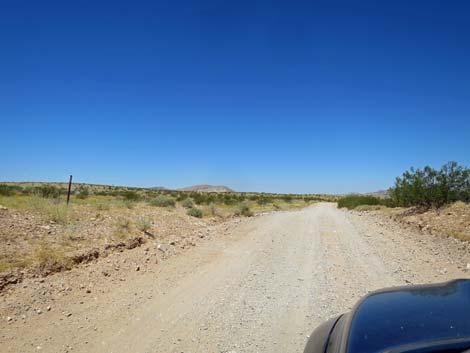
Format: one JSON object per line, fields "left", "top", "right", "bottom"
{"left": 0, "top": 184, "right": 20, "bottom": 196}
{"left": 123, "top": 191, "right": 140, "bottom": 201}
{"left": 35, "top": 243, "right": 72, "bottom": 275}
{"left": 136, "top": 217, "right": 151, "bottom": 232}
{"left": 0, "top": 181, "right": 334, "bottom": 279}
{"left": 187, "top": 207, "right": 203, "bottom": 218}
{"left": 209, "top": 202, "right": 219, "bottom": 217}
{"left": 76, "top": 187, "right": 90, "bottom": 199}
{"left": 25, "top": 196, "right": 70, "bottom": 224}
{"left": 150, "top": 195, "right": 176, "bottom": 207}
{"left": 114, "top": 217, "right": 132, "bottom": 239}
{"left": 234, "top": 202, "right": 253, "bottom": 217}
{"left": 181, "top": 198, "right": 194, "bottom": 208}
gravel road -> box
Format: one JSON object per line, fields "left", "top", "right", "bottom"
{"left": 2, "top": 203, "right": 469, "bottom": 353}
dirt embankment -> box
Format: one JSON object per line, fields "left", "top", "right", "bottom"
{"left": 366, "top": 201, "right": 470, "bottom": 242}
{"left": 0, "top": 202, "right": 225, "bottom": 291}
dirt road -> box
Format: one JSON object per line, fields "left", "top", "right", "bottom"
{"left": 2, "top": 203, "right": 469, "bottom": 353}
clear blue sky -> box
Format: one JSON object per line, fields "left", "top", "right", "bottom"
{"left": 1, "top": 1, "right": 470, "bottom": 194}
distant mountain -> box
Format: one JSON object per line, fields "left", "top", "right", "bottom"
{"left": 179, "top": 185, "right": 234, "bottom": 193}
{"left": 149, "top": 186, "right": 167, "bottom": 190}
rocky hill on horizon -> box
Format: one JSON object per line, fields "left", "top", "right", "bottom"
{"left": 179, "top": 185, "right": 234, "bottom": 193}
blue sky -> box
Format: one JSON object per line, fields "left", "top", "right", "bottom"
{"left": 1, "top": 1, "right": 470, "bottom": 194}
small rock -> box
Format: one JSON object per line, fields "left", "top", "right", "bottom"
{"left": 135, "top": 266, "right": 140, "bottom": 272}
{"left": 7, "top": 316, "right": 12, "bottom": 322}
{"left": 46, "top": 306, "right": 51, "bottom": 311}
{"left": 36, "top": 309, "right": 42, "bottom": 315}
{"left": 157, "top": 244, "right": 167, "bottom": 253}
{"left": 466, "top": 263, "right": 470, "bottom": 272}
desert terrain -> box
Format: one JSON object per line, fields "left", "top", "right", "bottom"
{"left": 1, "top": 198, "right": 470, "bottom": 353}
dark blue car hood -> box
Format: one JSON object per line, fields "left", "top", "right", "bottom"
{"left": 345, "top": 279, "right": 470, "bottom": 353}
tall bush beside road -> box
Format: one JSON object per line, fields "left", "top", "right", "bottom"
{"left": 389, "top": 161, "right": 470, "bottom": 208}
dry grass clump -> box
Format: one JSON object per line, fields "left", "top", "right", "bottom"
{"left": 114, "top": 217, "right": 132, "bottom": 239}
{"left": 26, "top": 196, "right": 70, "bottom": 224}
{"left": 136, "top": 216, "right": 152, "bottom": 232}
{"left": 34, "top": 243, "right": 72, "bottom": 275}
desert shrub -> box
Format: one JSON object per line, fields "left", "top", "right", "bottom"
{"left": 192, "top": 193, "right": 207, "bottom": 205}
{"left": 223, "top": 194, "right": 235, "bottom": 205}
{"left": 234, "top": 202, "right": 253, "bottom": 217}
{"left": 187, "top": 207, "right": 203, "bottom": 218}
{"left": 209, "top": 202, "right": 219, "bottom": 216}
{"left": 176, "top": 192, "right": 188, "bottom": 201}
{"left": 114, "top": 217, "right": 132, "bottom": 239}
{"left": 256, "top": 196, "right": 270, "bottom": 205}
{"left": 281, "top": 195, "right": 293, "bottom": 203}
{"left": 76, "top": 187, "right": 90, "bottom": 199}
{"left": 35, "top": 185, "right": 63, "bottom": 198}
{"left": 181, "top": 198, "right": 194, "bottom": 208}
{"left": 27, "top": 196, "right": 70, "bottom": 223}
{"left": 337, "top": 195, "right": 382, "bottom": 210}
{"left": 150, "top": 195, "right": 176, "bottom": 207}
{"left": 0, "top": 184, "right": 22, "bottom": 196}
{"left": 389, "top": 161, "right": 470, "bottom": 208}
{"left": 123, "top": 191, "right": 140, "bottom": 201}
{"left": 136, "top": 217, "right": 151, "bottom": 232}
{"left": 49, "top": 204, "right": 70, "bottom": 224}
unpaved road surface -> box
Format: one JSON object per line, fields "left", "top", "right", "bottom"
{"left": 2, "top": 203, "right": 470, "bottom": 353}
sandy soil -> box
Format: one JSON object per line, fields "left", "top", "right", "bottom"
{"left": 1, "top": 203, "right": 469, "bottom": 353}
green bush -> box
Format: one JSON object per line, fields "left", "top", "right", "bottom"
{"left": 256, "top": 196, "right": 270, "bottom": 205}
{"left": 150, "top": 195, "right": 176, "bottom": 207}
{"left": 337, "top": 195, "right": 383, "bottom": 210}
{"left": 234, "top": 202, "right": 253, "bottom": 217}
{"left": 187, "top": 207, "right": 203, "bottom": 218}
{"left": 390, "top": 161, "right": 470, "bottom": 208}
{"left": 0, "top": 184, "right": 22, "bottom": 196}
{"left": 281, "top": 195, "right": 293, "bottom": 203}
{"left": 123, "top": 191, "right": 140, "bottom": 201}
{"left": 35, "top": 185, "right": 63, "bottom": 199}
{"left": 76, "top": 187, "right": 90, "bottom": 199}
{"left": 181, "top": 198, "right": 194, "bottom": 208}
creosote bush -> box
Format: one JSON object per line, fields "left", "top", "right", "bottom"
{"left": 337, "top": 195, "right": 383, "bottom": 210}
{"left": 234, "top": 202, "right": 253, "bottom": 217}
{"left": 76, "top": 187, "right": 90, "bottom": 199}
{"left": 150, "top": 195, "right": 176, "bottom": 207}
{"left": 390, "top": 161, "right": 470, "bottom": 209}
{"left": 181, "top": 198, "right": 194, "bottom": 208}
{"left": 123, "top": 191, "right": 140, "bottom": 201}
{"left": 187, "top": 207, "right": 203, "bottom": 218}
